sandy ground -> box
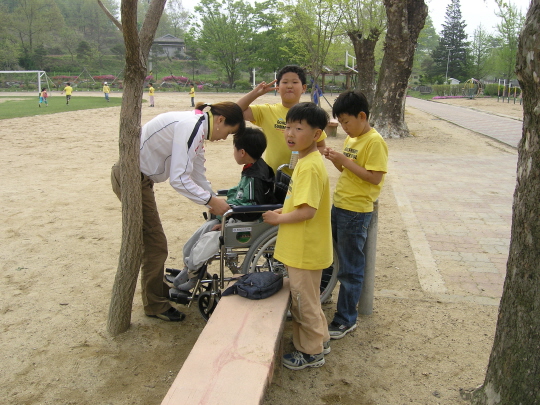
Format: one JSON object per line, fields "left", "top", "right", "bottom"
{"left": 0, "top": 92, "right": 521, "bottom": 405}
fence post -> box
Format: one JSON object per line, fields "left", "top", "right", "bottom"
{"left": 358, "top": 199, "right": 378, "bottom": 315}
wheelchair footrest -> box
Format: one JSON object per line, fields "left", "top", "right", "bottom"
{"left": 165, "top": 267, "right": 182, "bottom": 276}
{"left": 169, "top": 288, "right": 192, "bottom": 305}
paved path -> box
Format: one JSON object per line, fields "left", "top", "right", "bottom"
{"left": 405, "top": 97, "right": 523, "bottom": 148}
{"left": 384, "top": 98, "right": 521, "bottom": 306}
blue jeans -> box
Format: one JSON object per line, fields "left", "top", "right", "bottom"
{"left": 332, "top": 206, "right": 372, "bottom": 327}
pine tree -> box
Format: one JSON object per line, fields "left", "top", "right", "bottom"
{"left": 429, "top": 0, "right": 468, "bottom": 82}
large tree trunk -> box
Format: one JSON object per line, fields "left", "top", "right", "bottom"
{"left": 104, "top": 0, "right": 167, "bottom": 336}
{"left": 348, "top": 28, "right": 381, "bottom": 105}
{"left": 371, "top": 0, "right": 427, "bottom": 138}
{"left": 470, "top": 2, "right": 540, "bottom": 403}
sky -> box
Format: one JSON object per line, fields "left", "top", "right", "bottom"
{"left": 427, "top": 0, "right": 532, "bottom": 37}
{"left": 178, "top": 0, "right": 532, "bottom": 38}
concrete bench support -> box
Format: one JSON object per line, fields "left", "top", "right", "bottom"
{"left": 325, "top": 119, "right": 339, "bottom": 137}
{"left": 161, "top": 279, "right": 291, "bottom": 405}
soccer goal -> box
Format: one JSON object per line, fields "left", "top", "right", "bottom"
{"left": 0, "top": 70, "right": 54, "bottom": 92}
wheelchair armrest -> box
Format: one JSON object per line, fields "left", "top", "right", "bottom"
{"left": 217, "top": 189, "right": 228, "bottom": 196}
{"left": 231, "top": 204, "right": 283, "bottom": 213}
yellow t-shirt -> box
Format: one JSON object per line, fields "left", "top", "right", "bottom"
{"left": 64, "top": 86, "right": 73, "bottom": 95}
{"left": 250, "top": 103, "right": 327, "bottom": 175}
{"left": 274, "top": 151, "right": 332, "bottom": 270}
{"left": 103, "top": 85, "right": 110, "bottom": 93}
{"left": 189, "top": 87, "right": 195, "bottom": 97}
{"left": 149, "top": 86, "right": 155, "bottom": 95}
{"left": 333, "top": 128, "right": 388, "bottom": 212}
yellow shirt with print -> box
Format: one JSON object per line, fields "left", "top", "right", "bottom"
{"left": 250, "top": 103, "right": 327, "bottom": 176}
{"left": 274, "top": 151, "right": 332, "bottom": 270}
{"left": 149, "top": 86, "right": 155, "bottom": 95}
{"left": 333, "top": 128, "right": 388, "bottom": 213}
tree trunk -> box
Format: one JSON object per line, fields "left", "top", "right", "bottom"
{"left": 470, "top": 2, "right": 540, "bottom": 403}
{"left": 348, "top": 28, "right": 381, "bottom": 105}
{"left": 371, "top": 0, "right": 427, "bottom": 138}
{"left": 104, "top": 0, "right": 167, "bottom": 336}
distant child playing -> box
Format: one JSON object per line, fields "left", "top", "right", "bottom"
{"left": 323, "top": 90, "right": 388, "bottom": 340}
{"left": 172, "top": 127, "right": 277, "bottom": 291}
{"left": 189, "top": 85, "right": 195, "bottom": 107}
{"left": 103, "top": 82, "right": 110, "bottom": 102}
{"left": 61, "top": 83, "right": 73, "bottom": 105}
{"left": 39, "top": 88, "right": 48, "bottom": 107}
{"left": 237, "top": 65, "right": 327, "bottom": 176}
{"left": 148, "top": 82, "right": 155, "bottom": 107}
{"left": 263, "top": 102, "right": 332, "bottom": 370}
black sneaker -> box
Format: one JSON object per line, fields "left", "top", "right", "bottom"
{"left": 282, "top": 350, "right": 324, "bottom": 370}
{"left": 147, "top": 307, "right": 185, "bottom": 322}
{"left": 328, "top": 321, "right": 357, "bottom": 339}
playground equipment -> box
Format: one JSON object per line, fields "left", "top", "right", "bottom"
{"left": 497, "top": 79, "right": 522, "bottom": 104}
{"left": 462, "top": 78, "right": 483, "bottom": 99}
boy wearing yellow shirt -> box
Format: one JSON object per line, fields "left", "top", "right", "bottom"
{"left": 263, "top": 102, "right": 332, "bottom": 370}
{"left": 237, "top": 65, "right": 326, "bottom": 176}
{"left": 324, "top": 90, "right": 388, "bottom": 339}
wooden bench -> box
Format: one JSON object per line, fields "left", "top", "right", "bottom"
{"left": 161, "top": 279, "right": 291, "bottom": 405}
{"left": 325, "top": 119, "right": 339, "bottom": 137}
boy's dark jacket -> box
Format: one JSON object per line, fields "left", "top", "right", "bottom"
{"left": 226, "top": 158, "right": 277, "bottom": 221}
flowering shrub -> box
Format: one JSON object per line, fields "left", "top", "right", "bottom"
{"left": 145, "top": 75, "right": 154, "bottom": 81}
{"left": 162, "top": 75, "right": 188, "bottom": 83}
{"left": 93, "top": 75, "right": 115, "bottom": 81}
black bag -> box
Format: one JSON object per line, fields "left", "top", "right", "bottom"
{"left": 222, "top": 271, "right": 283, "bottom": 300}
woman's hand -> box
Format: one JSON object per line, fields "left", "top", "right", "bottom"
{"left": 208, "top": 196, "right": 230, "bottom": 216}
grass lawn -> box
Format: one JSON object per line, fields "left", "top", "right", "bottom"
{"left": 0, "top": 95, "right": 124, "bottom": 120}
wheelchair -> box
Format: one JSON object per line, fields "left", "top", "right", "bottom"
{"left": 167, "top": 165, "right": 339, "bottom": 320}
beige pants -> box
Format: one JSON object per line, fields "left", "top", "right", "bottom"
{"left": 111, "top": 162, "right": 172, "bottom": 316}
{"left": 288, "top": 267, "right": 330, "bottom": 355}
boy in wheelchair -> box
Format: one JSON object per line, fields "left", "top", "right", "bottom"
{"left": 171, "top": 128, "right": 278, "bottom": 291}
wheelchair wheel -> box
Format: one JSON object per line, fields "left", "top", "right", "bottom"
{"left": 198, "top": 290, "right": 220, "bottom": 321}
{"left": 241, "top": 227, "right": 339, "bottom": 303}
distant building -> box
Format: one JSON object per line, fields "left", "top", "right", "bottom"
{"left": 151, "top": 34, "right": 186, "bottom": 59}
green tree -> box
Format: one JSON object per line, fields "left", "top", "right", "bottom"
{"left": 163, "top": 0, "right": 189, "bottom": 38}
{"left": 283, "top": 0, "right": 343, "bottom": 101}
{"left": 193, "top": 0, "right": 256, "bottom": 88}
{"left": 493, "top": 0, "right": 524, "bottom": 81}
{"left": 467, "top": 24, "right": 494, "bottom": 80}
{"left": 248, "top": 0, "right": 293, "bottom": 75}
{"left": 338, "top": 0, "right": 386, "bottom": 104}
{"left": 468, "top": 1, "right": 539, "bottom": 403}
{"left": 430, "top": 0, "right": 468, "bottom": 82}
{"left": 6, "top": 0, "right": 64, "bottom": 66}
{"left": 413, "top": 14, "right": 439, "bottom": 81}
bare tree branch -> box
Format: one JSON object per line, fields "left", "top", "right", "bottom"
{"left": 97, "top": 0, "right": 123, "bottom": 31}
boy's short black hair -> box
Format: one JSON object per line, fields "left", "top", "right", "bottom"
{"left": 233, "top": 128, "right": 267, "bottom": 160}
{"left": 286, "top": 102, "right": 328, "bottom": 130}
{"left": 277, "top": 65, "right": 307, "bottom": 85}
{"left": 332, "top": 90, "right": 370, "bottom": 119}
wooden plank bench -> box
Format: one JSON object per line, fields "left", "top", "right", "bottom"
{"left": 161, "top": 279, "right": 291, "bottom": 405}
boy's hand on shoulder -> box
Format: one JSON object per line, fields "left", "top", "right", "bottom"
{"left": 262, "top": 208, "right": 281, "bottom": 226}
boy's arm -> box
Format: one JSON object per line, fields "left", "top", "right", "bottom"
{"left": 237, "top": 80, "right": 277, "bottom": 121}
{"left": 324, "top": 148, "right": 385, "bottom": 185}
{"left": 262, "top": 203, "right": 316, "bottom": 226}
